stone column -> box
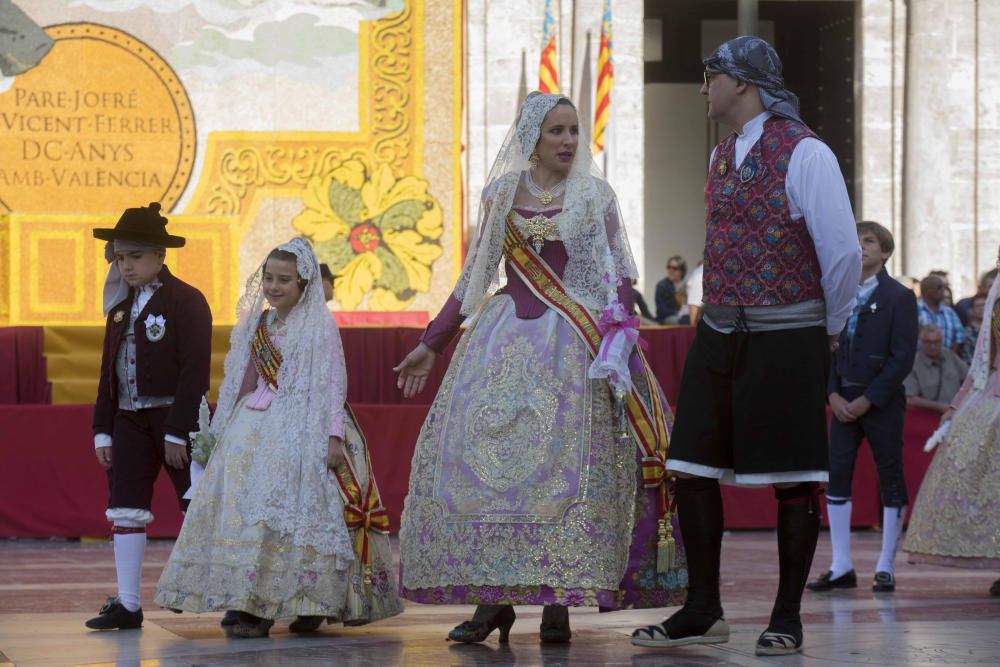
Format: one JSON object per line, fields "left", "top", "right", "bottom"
{"left": 976, "top": 0, "right": 1000, "bottom": 273}
{"left": 738, "top": 0, "right": 759, "bottom": 37}
{"left": 856, "top": 0, "right": 906, "bottom": 275}
{"left": 902, "top": 0, "right": 978, "bottom": 291}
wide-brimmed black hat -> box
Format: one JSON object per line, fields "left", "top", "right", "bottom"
{"left": 92, "top": 202, "right": 185, "bottom": 247}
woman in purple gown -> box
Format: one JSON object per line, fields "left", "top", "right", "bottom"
{"left": 393, "top": 92, "right": 686, "bottom": 643}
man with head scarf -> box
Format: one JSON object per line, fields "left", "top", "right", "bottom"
{"left": 632, "top": 37, "right": 861, "bottom": 655}
{"left": 85, "top": 203, "right": 212, "bottom": 631}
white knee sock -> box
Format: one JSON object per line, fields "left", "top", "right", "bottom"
{"left": 113, "top": 520, "right": 147, "bottom": 612}
{"left": 827, "top": 499, "right": 853, "bottom": 578}
{"left": 876, "top": 506, "right": 906, "bottom": 575}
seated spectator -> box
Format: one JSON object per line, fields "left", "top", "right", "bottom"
{"left": 960, "top": 293, "right": 987, "bottom": 363}
{"left": 917, "top": 274, "right": 966, "bottom": 353}
{"left": 631, "top": 279, "right": 657, "bottom": 323}
{"left": 655, "top": 255, "right": 686, "bottom": 323}
{"left": 904, "top": 324, "right": 969, "bottom": 413}
{"left": 929, "top": 270, "right": 954, "bottom": 307}
{"left": 954, "top": 268, "right": 997, "bottom": 327}
{"left": 683, "top": 261, "right": 704, "bottom": 325}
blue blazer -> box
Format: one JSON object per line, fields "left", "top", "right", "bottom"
{"left": 828, "top": 268, "right": 918, "bottom": 408}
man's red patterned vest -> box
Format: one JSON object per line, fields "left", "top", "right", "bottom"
{"left": 702, "top": 117, "right": 824, "bottom": 306}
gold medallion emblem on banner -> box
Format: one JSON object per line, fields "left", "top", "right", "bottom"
{"left": 0, "top": 23, "right": 195, "bottom": 214}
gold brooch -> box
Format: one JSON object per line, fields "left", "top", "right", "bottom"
{"left": 113, "top": 310, "right": 124, "bottom": 323}
{"left": 717, "top": 160, "right": 728, "bottom": 176}
{"left": 521, "top": 214, "right": 560, "bottom": 254}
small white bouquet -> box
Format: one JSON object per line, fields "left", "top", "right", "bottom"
{"left": 184, "top": 396, "right": 215, "bottom": 500}
{"left": 189, "top": 395, "right": 216, "bottom": 466}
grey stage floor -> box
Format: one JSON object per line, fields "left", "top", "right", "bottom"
{"left": 1, "top": 531, "right": 998, "bottom": 666}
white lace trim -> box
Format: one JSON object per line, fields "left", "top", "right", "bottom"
{"left": 453, "top": 92, "right": 637, "bottom": 317}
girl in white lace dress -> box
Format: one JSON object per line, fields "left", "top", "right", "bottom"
{"left": 155, "top": 238, "right": 400, "bottom": 637}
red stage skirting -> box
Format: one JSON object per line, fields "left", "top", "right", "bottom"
{"left": 0, "top": 403, "right": 943, "bottom": 537}
{"left": 0, "top": 327, "right": 50, "bottom": 404}
{"left": 0, "top": 325, "right": 696, "bottom": 407}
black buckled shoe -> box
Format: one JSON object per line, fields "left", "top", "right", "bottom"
{"left": 85, "top": 597, "right": 143, "bottom": 630}
{"left": 806, "top": 569, "right": 857, "bottom": 592}
{"left": 872, "top": 571, "right": 895, "bottom": 592}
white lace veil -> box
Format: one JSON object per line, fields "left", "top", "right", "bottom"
{"left": 211, "top": 237, "right": 352, "bottom": 561}
{"left": 967, "top": 255, "right": 1000, "bottom": 392}
{"left": 453, "top": 91, "right": 637, "bottom": 316}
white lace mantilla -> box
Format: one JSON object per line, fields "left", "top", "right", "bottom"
{"left": 453, "top": 92, "right": 636, "bottom": 316}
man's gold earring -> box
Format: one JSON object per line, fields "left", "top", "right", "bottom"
{"left": 529, "top": 150, "right": 540, "bottom": 165}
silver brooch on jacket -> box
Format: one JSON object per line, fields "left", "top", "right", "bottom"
{"left": 113, "top": 310, "right": 124, "bottom": 323}
{"left": 144, "top": 314, "right": 166, "bottom": 342}
{"left": 869, "top": 302, "right": 878, "bottom": 313}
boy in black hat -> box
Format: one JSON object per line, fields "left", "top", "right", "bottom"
{"left": 85, "top": 202, "right": 213, "bottom": 630}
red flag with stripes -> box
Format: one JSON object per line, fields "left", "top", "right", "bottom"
{"left": 539, "top": 0, "right": 559, "bottom": 93}
{"left": 593, "top": 0, "right": 613, "bottom": 154}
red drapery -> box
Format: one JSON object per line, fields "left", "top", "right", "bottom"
{"left": 0, "top": 327, "right": 50, "bottom": 404}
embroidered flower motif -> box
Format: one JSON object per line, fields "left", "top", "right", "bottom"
{"left": 764, "top": 224, "right": 783, "bottom": 244}
{"left": 782, "top": 242, "right": 802, "bottom": 259}
{"left": 293, "top": 158, "right": 444, "bottom": 310}
{"left": 473, "top": 585, "right": 506, "bottom": 604}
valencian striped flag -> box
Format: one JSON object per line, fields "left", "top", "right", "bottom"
{"left": 538, "top": 0, "right": 559, "bottom": 93}
{"left": 593, "top": 0, "right": 613, "bottom": 154}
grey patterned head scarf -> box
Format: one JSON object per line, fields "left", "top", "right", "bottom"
{"left": 703, "top": 36, "right": 802, "bottom": 123}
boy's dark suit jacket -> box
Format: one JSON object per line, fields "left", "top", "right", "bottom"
{"left": 828, "top": 267, "right": 917, "bottom": 407}
{"left": 93, "top": 264, "right": 213, "bottom": 442}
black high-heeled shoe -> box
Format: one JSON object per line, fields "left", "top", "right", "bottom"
{"left": 539, "top": 605, "right": 571, "bottom": 643}
{"left": 447, "top": 606, "right": 516, "bottom": 643}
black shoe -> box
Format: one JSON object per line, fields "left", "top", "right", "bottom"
{"left": 539, "top": 605, "right": 571, "bottom": 643}
{"left": 85, "top": 597, "right": 143, "bottom": 630}
{"left": 872, "top": 571, "right": 895, "bottom": 592}
{"left": 289, "top": 615, "right": 325, "bottom": 633}
{"left": 806, "top": 569, "right": 857, "bottom": 591}
{"left": 230, "top": 615, "right": 274, "bottom": 639}
{"left": 221, "top": 610, "right": 244, "bottom": 627}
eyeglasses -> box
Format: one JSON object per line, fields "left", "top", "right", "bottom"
{"left": 702, "top": 70, "right": 718, "bottom": 87}
{"left": 667, "top": 265, "right": 681, "bottom": 271}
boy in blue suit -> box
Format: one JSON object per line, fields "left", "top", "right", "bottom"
{"left": 808, "top": 221, "right": 917, "bottom": 593}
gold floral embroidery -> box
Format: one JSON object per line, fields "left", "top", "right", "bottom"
{"left": 400, "top": 296, "right": 637, "bottom": 591}
{"left": 905, "top": 390, "right": 1000, "bottom": 562}
{"left": 462, "top": 339, "right": 560, "bottom": 492}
